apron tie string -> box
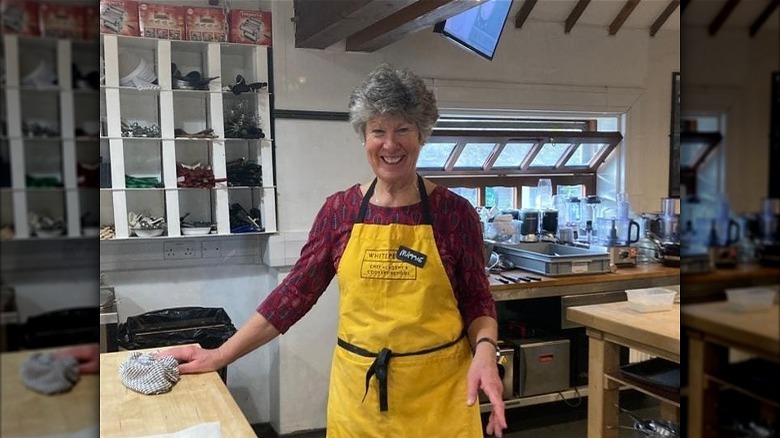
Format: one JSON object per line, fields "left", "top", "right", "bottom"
{"left": 364, "top": 348, "right": 391, "bottom": 412}
{"left": 337, "top": 331, "right": 466, "bottom": 412}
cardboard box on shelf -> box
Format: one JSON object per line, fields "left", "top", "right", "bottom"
{"left": 84, "top": 5, "right": 99, "bottom": 40}
{"left": 40, "top": 3, "right": 85, "bottom": 39}
{"left": 185, "top": 6, "right": 227, "bottom": 42}
{"left": 99, "top": 0, "right": 139, "bottom": 36}
{"left": 228, "top": 9, "right": 271, "bottom": 46}
{"left": 1, "top": 0, "right": 40, "bottom": 36}
{"left": 139, "top": 2, "right": 185, "bottom": 40}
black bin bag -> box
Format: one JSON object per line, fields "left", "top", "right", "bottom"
{"left": 117, "top": 306, "right": 237, "bottom": 350}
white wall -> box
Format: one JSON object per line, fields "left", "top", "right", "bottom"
{"left": 682, "top": 27, "right": 779, "bottom": 213}
{"left": 103, "top": 265, "right": 276, "bottom": 424}
{"left": 267, "top": 0, "right": 679, "bottom": 433}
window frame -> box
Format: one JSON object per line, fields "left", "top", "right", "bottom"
{"left": 418, "top": 129, "right": 622, "bottom": 207}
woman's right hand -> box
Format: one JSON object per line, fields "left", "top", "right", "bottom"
{"left": 158, "top": 345, "right": 226, "bottom": 374}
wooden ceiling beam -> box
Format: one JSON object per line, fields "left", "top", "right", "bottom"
{"left": 749, "top": 0, "right": 779, "bottom": 37}
{"left": 650, "top": 0, "right": 680, "bottom": 37}
{"left": 565, "top": 0, "right": 591, "bottom": 33}
{"left": 609, "top": 0, "right": 641, "bottom": 35}
{"left": 708, "top": 0, "right": 741, "bottom": 36}
{"left": 346, "top": 0, "right": 479, "bottom": 52}
{"left": 681, "top": 0, "right": 690, "bottom": 13}
{"left": 294, "top": 0, "right": 417, "bottom": 49}
{"left": 514, "top": 0, "right": 538, "bottom": 29}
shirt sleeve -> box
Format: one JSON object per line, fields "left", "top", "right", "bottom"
{"left": 257, "top": 197, "right": 340, "bottom": 334}
{"left": 444, "top": 194, "right": 497, "bottom": 329}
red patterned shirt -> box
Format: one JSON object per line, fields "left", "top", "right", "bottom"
{"left": 258, "top": 184, "right": 496, "bottom": 334}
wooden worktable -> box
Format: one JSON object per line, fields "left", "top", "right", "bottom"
{"left": 489, "top": 263, "right": 680, "bottom": 301}
{"left": 682, "top": 302, "right": 779, "bottom": 437}
{"left": 100, "top": 346, "right": 256, "bottom": 438}
{"left": 1, "top": 347, "right": 99, "bottom": 437}
{"left": 567, "top": 302, "right": 680, "bottom": 438}
{"left": 680, "top": 264, "right": 780, "bottom": 303}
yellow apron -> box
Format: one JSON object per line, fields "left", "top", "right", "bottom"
{"left": 327, "top": 176, "right": 482, "bottom": 437}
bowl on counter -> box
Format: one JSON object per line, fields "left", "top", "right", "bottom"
{"left": 182, "top": 227, "right": 213, "bottom": 236}
{"left": 725, "top": 286, "right": 778, "bottom": 312}
{"left": 625, "top": 287, "right": 677, "bottom": 313}
{"left": 133, "top": 228, "right": 165, "bottom": 238}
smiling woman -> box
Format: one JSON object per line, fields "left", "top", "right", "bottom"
{"left": 162, "top": 63, "right": 508, "bottom": 438}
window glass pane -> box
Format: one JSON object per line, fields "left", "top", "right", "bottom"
{"left": 449, "top": 187, "right": 478, "bottom": 206}
{"left": 418, "top": 143, "right": 456, "bottom": 168}
{"left": 485, "top": 186, "right": 514, "bottom": 210}
{"left": 529, "top": 143, "right": 570, "bottom": 167}
{"left": 556, "top": 185, "right": 584, "bottom": 199}
{"left": 493, "top": 142, "right": 534, "bottom": 168}
{"left": 453, "top": 143, "right": 496, "bottom": 168}
{"left": 520, "top": 186, "right": 537, "bottom": 209}
{"left": 681, "top": 142, "right": 707, "bottom": 167}
{"left": 596, "top": 117, "right": 619, "bottom": 131}
{"left": 565, "top": 143, "right": 607, "bottom": 167}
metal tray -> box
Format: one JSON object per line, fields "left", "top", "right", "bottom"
{"left": 493, "top": 242, "right": 610, "bottom": 276}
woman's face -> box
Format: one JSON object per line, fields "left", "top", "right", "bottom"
{"left": 364, "top": 114, "right": 421, "bottom": 185}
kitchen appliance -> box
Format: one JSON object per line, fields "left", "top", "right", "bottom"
{"left": 508, "top": 337, "right": 570, "bottom": 397}
{"left": 679, "top": 195, "right": 714, "bottom": 274}
{"left": 706, "top": 198, "right": 741, "bottom": 268}
{"left": 540, "top": 209, "right": 558, "bottom": 240}
{"left": 579, "top": 195, "right": 603, "bottom": 245}
{"left": 595, "top": 194, "right": 640, "bottom": 267}
{"left": 557, "top": 196, "right": 581, "bottom": 243}
{"left": 758, "top": 198, "right": 780, "bottom": 266}
{"left": 517, "top": 209, "right": 540, "bottom": 242}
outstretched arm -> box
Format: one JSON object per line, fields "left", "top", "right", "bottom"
{"left": 466, "top": 315, "right": 507, "bottom": 437}
{"left": 162, "top": 312, "right": 280, "bottom": 374}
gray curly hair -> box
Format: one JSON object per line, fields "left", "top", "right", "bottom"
{"left": 348, "top": 64, "right": 439, "bottom": 143}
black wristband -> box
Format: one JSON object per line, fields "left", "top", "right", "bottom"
{"left": 474, "top": 337, "right": 501, "bottom": 360}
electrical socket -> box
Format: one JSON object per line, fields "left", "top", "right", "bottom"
{"left": 201, "top": 239, "right": 223, "bottom": 258}
{"left": 164, "top": 240, "right": 201, "bottom": 260}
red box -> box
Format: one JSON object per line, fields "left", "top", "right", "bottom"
{"left": 40, "top": 3, "right": 85, "bottom": 39}
{"left": 1, "top": 0, "right": 40, "bottom": 36}
{"left": 228, "top": 9, "right": 271, "bottom": 46}
{"left": 185, "top": 6, "right": 227, "bottom": 42}
{"left": 138, "top": 2, "right": 185, "bottom": 40}
{"left": 99, "top": 0, "right": 139, "bottom": 36}
{"left": 84, "top": 5, "right": 99, "bottom": 40}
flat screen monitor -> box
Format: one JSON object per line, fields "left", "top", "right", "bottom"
{"left": 433, "top": 0, "right": 514, "bottom": 61}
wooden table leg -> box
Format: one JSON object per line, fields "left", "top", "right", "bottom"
{"left": 588, "top": 334, "right": 620, "bottom": 438}
{"left": 687, "top": 332, "right": 724, "bottom": 438}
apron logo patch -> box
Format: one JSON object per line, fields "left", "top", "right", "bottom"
{"left": 396, "top": 246, "right": 427, "bottom": 268}
{"left": 361, "top": 249, "right": 417, "bottom": 280}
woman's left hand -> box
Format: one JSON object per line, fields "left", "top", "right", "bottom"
{"left": 466, "top": 342, "right": 507, "bottom": 437}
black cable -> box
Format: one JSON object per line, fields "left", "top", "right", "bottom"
{"left": 557, "top": 386, "right": 583, "bottom": 408}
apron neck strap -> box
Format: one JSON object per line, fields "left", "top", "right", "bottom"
{"left": 356, "top": 175, "right": 432, "bottom": 225}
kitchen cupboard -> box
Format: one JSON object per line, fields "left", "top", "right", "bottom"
{"left": 99, "top": 34, "right": 276, "bottom": 239}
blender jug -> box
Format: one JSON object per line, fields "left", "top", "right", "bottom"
{"left": 579, "top": 195, "right": 602, "bottom": 243}
{"left": 596, "top": 217, "right": 640, "bottom": 246}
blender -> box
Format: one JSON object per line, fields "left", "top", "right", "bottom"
{"left": 595, "top": 194, "right": 640, "bottom": 267}
{"left": 557, "top": 196, "right": 581, "bottom": 244}
{"left": 707, "top": 197, "right": 741, "bottom": 268}
{"left": 679, "top": 195, "right": 714, "bottom": 274}
{"left": 579, "top": 195, "right": 602, "bottom": 246}
{"left": 758, "top": 197, "right": 780, "bottom": 266}
{"left": 647, "top": 198, "right": 681, "bottom": 267}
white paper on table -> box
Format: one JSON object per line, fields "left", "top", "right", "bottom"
{"left": 118, "top": 422, "right": 222, "bottom": 438}
{"left": 2, "top": 423, "right": 99, "bottom": 438}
